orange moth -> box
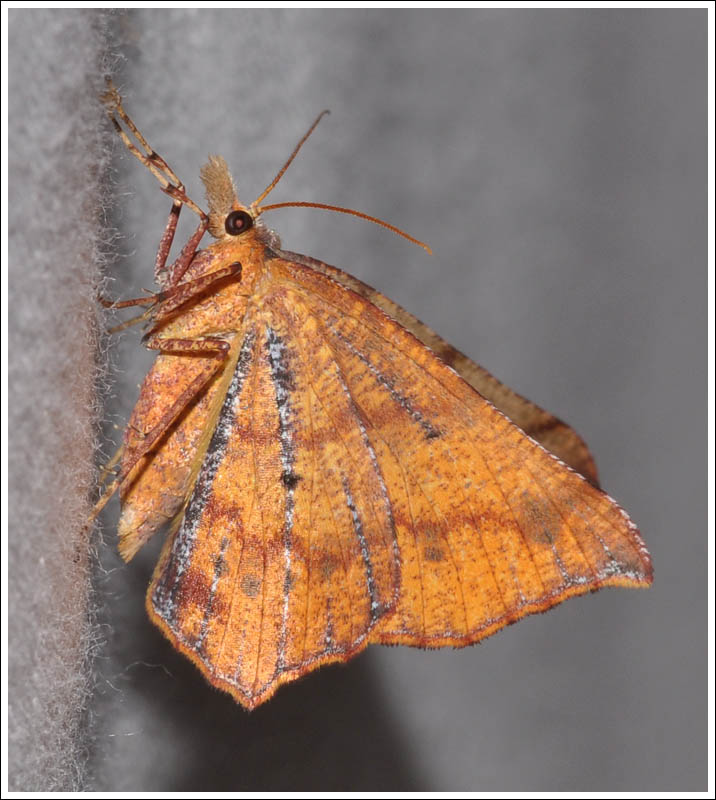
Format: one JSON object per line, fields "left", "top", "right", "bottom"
{"left": 91, "top": 82, "right": 652, "bottom": 710}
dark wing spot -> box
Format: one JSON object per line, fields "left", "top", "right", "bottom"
{"left": 518, "top": 493, "right": 560, "bottom": 544}
{"left": 281, "top": 470, "right": 301, "bottom": 489}
{"left": 320, "top": 554, "right": 340, "bottom": 579}
{"left": 424, "top": 546, "right": 444, "bottom": 562}
{"left": 240, "top": 574, "right": 261, "bottom": 598}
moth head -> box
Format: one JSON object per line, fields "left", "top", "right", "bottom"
{"left": 200, "top": 115, "right": 430, "bottom": 255}
{"left": 200, "top": 155, "right": 253, "bottom": 239}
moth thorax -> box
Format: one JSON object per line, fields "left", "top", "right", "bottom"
{"left": 200, "top": 154, "right": 242, "bottom": 238}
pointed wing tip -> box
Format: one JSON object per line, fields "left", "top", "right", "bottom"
{"left": 632, "top": 550, "right": 654, "bottom": 587}
{"left": 619, "top": 517, "right": 654, "bottom": 586}
{"left": 144, "top": 578, "right": 385, "bottom": 710}
{"left": 165, "top": 644, "right": 372, "bottom": 711}
{"left": 142, "top": 591, "right": 265, "bottom": 710}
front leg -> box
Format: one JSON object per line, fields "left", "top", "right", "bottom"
{"left": 98, "top": 261, "right": 243, "bottom": 334}
{"left": 101, "top": 81, "right": 209, "bottom": 288}
{"left": 155, "top": 201, "right": 210, "bottom": 289}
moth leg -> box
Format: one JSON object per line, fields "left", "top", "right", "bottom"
{"left": 100, "top": 81, "right": 210, "bottom": 287}
{"left": 162, "top": 210, "right": 209, "bottom": 290}
{"left": 96, "top": 291, "right": 158, "bottom": 336}
{"left": 99, "top": 262, "right": 243, "bottom": 329}
{"left": 154, "top": 201, "right": 182, "bottom": 286}
{"left": 153, "top": 200, "right": 210, "bottom": 289}
{"left": 101, "top": 81, "right": 204, "bottom": 217}
{"left": 148, "top": 261, "right": 243, "bottom": 325}
{"left": 98, "top": 292, "right": 155, "bottom": 310}
{"left": 86, "top": 335, "right": 231, "bottom": 527}
{"left": 97, "top": 443, "right": 125, "bottom": 487}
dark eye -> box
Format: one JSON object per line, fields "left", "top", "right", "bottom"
{"left": 225, "top": 209, "right": 254, "bottom": 236}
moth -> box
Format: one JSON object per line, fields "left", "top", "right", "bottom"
{"left": 92, "top": 82, "right": 652, "bottom": 710}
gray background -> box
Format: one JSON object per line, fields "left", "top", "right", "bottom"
{"left": 9, "top": 8, "right": 707, "bottom": 792}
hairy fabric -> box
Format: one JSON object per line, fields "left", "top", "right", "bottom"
{"left": 8, "top": 9, "right": 112, "bottom": 791}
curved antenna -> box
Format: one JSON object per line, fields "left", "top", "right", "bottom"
{"left": 252, "top": 110, "right": 330, "bottom": 209}
{"left": 256, "top": 201, "right": 432, "bottom": 254}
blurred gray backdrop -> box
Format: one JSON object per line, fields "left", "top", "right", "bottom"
{"left": 9, "top": 8, "right": 707, "bottom": 792}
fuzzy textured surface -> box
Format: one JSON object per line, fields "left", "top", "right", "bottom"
{"left": 7, "top": 10, "right": 112, "bottom": 791}
{"left": 8, "top": 8, "right": 706, "bottom": 792}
